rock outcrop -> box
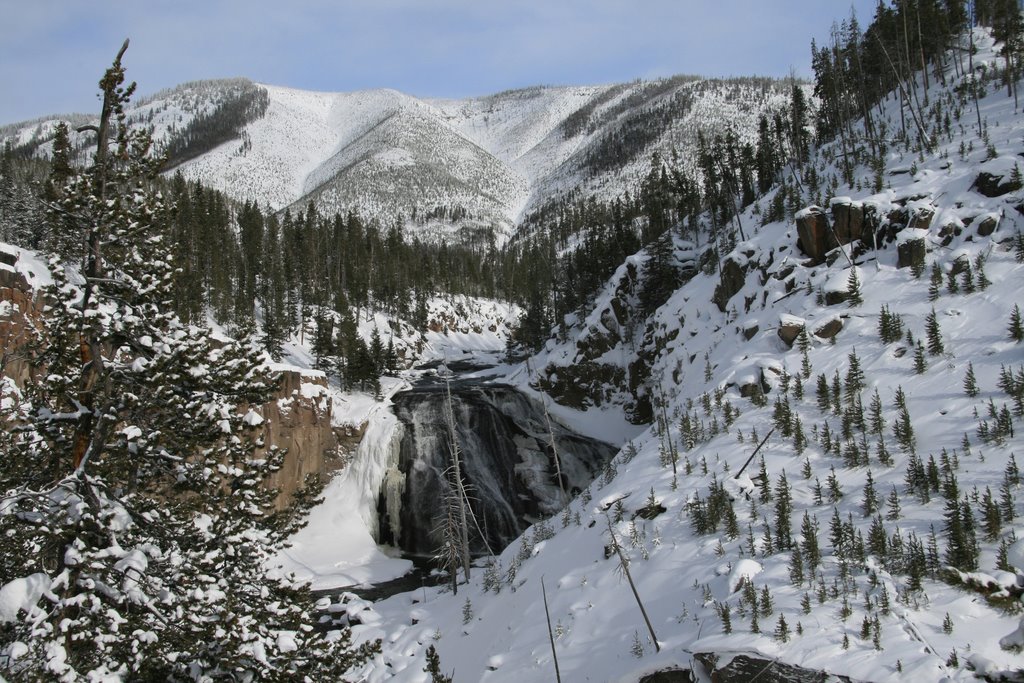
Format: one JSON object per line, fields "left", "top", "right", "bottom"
{"left": 255, "top": 370, "right": 362, "bottom": 509}
{"left": 795, "top": 206, "right": 834, "bottom": 264}
{"left": 0, "top": 247, "right": 355, "bottom": 511}
{"left": 0, "top": 252, "right": 44, "bottom": 387}
{"left": 713, "top": 251, "right": 753, "bottom": 312}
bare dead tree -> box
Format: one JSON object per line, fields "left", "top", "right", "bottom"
{"left": 541, "top": 577, "right": 563, "bottom": 683}
{"left": 442, "top": 366, "right": 472, "bottom": 582}
{"left": 605, "top": 514, "right": 660, "bottom": 652}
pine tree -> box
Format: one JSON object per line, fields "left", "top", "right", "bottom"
{"left": 774, "top": 471, "right": 793, "bottom": 550}
{"left": 844, "top": 348, "right": 865, "bottom": 403}
{"left": 926, "top": 308, "right": 945, "bottom": 355}
{"left": 0, "top": 43, "right": 379, "bottom": 680}
{"left": 1010, "top": 304, "right": 1024, "bottom": 343}
{"left": 801, "top": 511, "right": 821, "bottom": 571}
{"left": 914, "top": 340, "right": 928, "bottom": 374}
{"left": 975, "top": 253, "right": 992, "bottom": 290}
{"left": 847, "top": 267, "right": 864, "bottom": 307}
{"left": 790, "top": 545, "right": 805, "bottom": 585}
{"left": 964, "top": 362, "right": 980, "bottom": 397}
{"left": 817, "top": 373, "right": 831, "bottom": 412}
{"left": 862, "top": 470, "right": 879, "bottom": 516}
{"left": 424, "top": 645, "right": 453, "bottom": 683}
{"left": 886, "top": 485, "right": 902, "bottom": 521}
{"left": 716, "top": 602, "right": 733, "bottom": 634}
{"left": 775, "top": 613, "right": 791, "bottom": 642}
{"left": 928, "top": 261, "right": 943, "bottom": 301}
{"left": 878, "top": 305, "right": 903, "bottom": 344}
{"left": 826, "top": 466, "right": 843, "bottom": 503}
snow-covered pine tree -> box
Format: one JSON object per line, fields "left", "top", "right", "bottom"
{"left": 0, "top": 42, "right": 379, "bottom": 680}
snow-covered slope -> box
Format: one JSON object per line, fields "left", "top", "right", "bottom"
{"left": 286, "top": 29, "right": 1024, "bottom": 682}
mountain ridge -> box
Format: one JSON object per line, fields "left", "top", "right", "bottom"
{"left": 1, "top": 74, "right": 795, "bottom": 244}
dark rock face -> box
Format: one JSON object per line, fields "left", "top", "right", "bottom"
{"left": 977, "top": 215, "right": 999, "bottom": 237}
{"left": 812, "top": 316, "right": 843, "bottom": 340}
{"left": 824, "top": 289, "right": 851, "bottom": 306}
{"left": 693, "top": 652, "right": 855, "bottom": 683}
{"left": 383, "top": 384, "right": 617, "bottom": 557}
{"left": 973, "top": 170, "right": 1022, "bottom": 198}
{"left": 777, "top": 319, "right": 805, "bottom": 348}
{"left": 738, "top": 369, "right": 770, "bottom": 399}
{"left": 831, "top": 200, "right": 864, "bottom": 245}
{"left": 897, "top": 237, "right": 926, "bottom": 269}
{"left": 795, "top": 206, "right": 833, "bottom": 264}
{"left": 541, "top": 361, "right": 626, "bottom": 410}
{"left": 713, "top": 256, "right": 748, "bottom": 312}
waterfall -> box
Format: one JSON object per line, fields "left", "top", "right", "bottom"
{"left": 379, "top": 383, "right": 617, "bottom": 558}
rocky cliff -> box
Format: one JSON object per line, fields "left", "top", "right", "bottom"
{"left": 0, "top": 245, "right": 351, "bottom": 509}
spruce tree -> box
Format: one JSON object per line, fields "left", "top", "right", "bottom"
{"left": 964, "top": 362, "right": 980, "bottom": 397}
{"left": 925, "top": 308, "right": 944, "bottom": 355}
{"left": 0, "top": 43, "right": 379, "bottom": 680}
{"left": 928, "top": 262, "right": 943, "bottom": 302}
{"left": 846, "top": 267, "right": 864, "bottom": 307}
{"left": 914, "top": 340, "right": 928, "bottom": 374}
{"left": 774, "top": 471, "right": 793, "bottom": 550}
{"left": 1010, "top": 304, "right": 1024, "bottom": 343}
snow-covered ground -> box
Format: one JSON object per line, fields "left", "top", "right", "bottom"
{"left": 275, "top": 29, "right": 1024, "bottom": 682}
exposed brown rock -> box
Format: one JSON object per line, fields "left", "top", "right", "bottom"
{"left": 795, "top": 206, "right": 834, "bottom": 264}
{"left": 255, "top": 370, "right": 362, "bottom": 509}
{"left": 813, "top": 316, "right": 843, "bottom": 340}
{"left": 777, "top": 316, "right": 805, "bottom": 348}
{"left": 713, "top": 256, "right": 748, "bottom": 312}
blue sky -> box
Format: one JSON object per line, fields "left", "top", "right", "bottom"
{"left": 0, "top": 0, "right": 879, "bottom": 125}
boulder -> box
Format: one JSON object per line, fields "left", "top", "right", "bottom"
{"left": 939, "top": 222, "right": 962, "bottom": 246}
{"left": 824, "top": 289, "right": 851, "bottom": 306}
{"left": 795, "top": 206, "right": 833, "bottom": 264}
{"left": 738, "top": 369, "right": 770, "bottom": 399}
{"left": 812, "top": 315, "right": 843, "bottom": 340}
{"left": 777, "top": 315, "right": 806, "bottom": 348}
{"left": 977, "top": 214, "right": 999, "bottom": 237}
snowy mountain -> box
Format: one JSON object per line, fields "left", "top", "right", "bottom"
{"left": 1, "top": 76, "right": 792, "bottom": 245}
